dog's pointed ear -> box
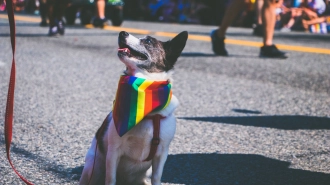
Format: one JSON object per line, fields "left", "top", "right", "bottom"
{"left": 163, "top": 31, "right": 188, "bottom": 70}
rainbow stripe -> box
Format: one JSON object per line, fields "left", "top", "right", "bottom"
{"left": 309, "top": 23, "right": 327, "bottom": 34}
{"left": 113, "top": 75, "right": 172, "bottom": 136}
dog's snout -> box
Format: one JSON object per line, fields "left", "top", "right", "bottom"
{"left": 119, "top": 31, "right": 129, "bottom": 38}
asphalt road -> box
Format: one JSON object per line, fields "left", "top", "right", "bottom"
{"left": 0, "top": 14, "right": 330, "bottom": 185}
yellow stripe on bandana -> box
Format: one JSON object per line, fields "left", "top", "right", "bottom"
{"left": 136, "top": 80, "right": 153, "bottom": 123}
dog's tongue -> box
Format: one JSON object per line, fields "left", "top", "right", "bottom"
{"left": 118, "top": 48, "right": 130, "bottom": 53}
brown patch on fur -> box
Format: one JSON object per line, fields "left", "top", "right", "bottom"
{"left": 95, "top": 113, "right": 111, "bottom": 153}
{"left": 137, "top": 37, "right": 168, "bottom": 73}
{"left": 137, "top": 32, "right": 188, "bottom": 72}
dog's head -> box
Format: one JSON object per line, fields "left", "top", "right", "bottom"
{"left": 117, "top": 31, "right": 188, "bottom": 80}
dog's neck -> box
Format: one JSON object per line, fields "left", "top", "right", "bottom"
{"left": 122, "top": 69, "right": 178, "bottom": 117}
{"left": 123, "top": 68, "right": 173, "bottom": 82}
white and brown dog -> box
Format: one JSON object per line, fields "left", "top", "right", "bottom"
{"left": 79, "top": 31, "right": 188, "bottom": 185}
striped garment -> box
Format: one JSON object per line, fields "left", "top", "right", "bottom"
{"left": 113, "top": 75, "right": 172, "bottom": 136}
{"left": 309, "top": 22, "right": 328, "bottom": 34}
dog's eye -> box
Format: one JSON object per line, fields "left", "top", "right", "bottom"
{"left": 145, "top": 38, "right": 152, "bottom": 44}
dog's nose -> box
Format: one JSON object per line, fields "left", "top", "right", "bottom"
{"left": 119, "top": 31, "right": 129, "bottom": 38}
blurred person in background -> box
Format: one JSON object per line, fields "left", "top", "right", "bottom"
{"left": 93, "top": 0, "right": 107, "bottom": 27}
{"left": 301, "top": 0, "right": 326, "bottom": 19}
{"left": 147, "top": 0, "right": 167, "bottom": 21}
{"left": 46, "top": 0, "right": 68, "bottom": 36}
{"left": 279, "top": 0, "right": 327, "bottom": 32}
{"left": 93, "top": 0, "right": 123, "bottom": 27}
{"left": 277, "top": 0, "right": 304, "bottom": 32}
{"left": 0, "top": 0, "right": 5, "bottom": 11}
{"left": 158, "top": 0, "right": 178, "bottom": 22}
{"left": 1, "top": 0, "right": 67, "bottom": 35}
{"left": 301, "top": 0, "right": 330, "bottom": 31}
{"left": 0, "top": 0, "right": 25, "bottom": 11}
{"left": 38, "top": 0, "right": 48, "bottom": 26}
{"left": 253, "top": 0, "right": 265, "bottom": 35}
{"left": 211, "top": 0, "right": 288, "bottom": 59}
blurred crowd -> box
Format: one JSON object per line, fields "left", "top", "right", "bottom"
{"left": 123, "top": 0, "right": 222, "bottom": 25}
{"left": 276, "top": 0, "right": 330, "bottom": 33}
{"left": 1, "top": 0, "right": 330, "bottom": 33}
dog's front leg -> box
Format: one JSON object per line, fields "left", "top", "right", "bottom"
{"left": 151, "top": 150, "right": 169, "bottom": 185}
{"left": 105, "top": 147, "right": 119, "bottom": 185}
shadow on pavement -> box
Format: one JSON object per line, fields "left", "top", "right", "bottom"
{"left": 162, "top": 153, "right": 330, "bottom": 185}
{"left": 179, "top": 115, "right": 330, "bottom": 130}
{"left": 2, "top": 136, "right": 330, "bottom": 184}
{"left": 0, "top": 137, "right": 74, "bottom": 182}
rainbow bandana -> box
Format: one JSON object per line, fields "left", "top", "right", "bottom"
{"left": 113, "top": 75, "right": 172, "bottom": 136}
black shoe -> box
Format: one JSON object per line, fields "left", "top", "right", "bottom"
{"left": 48, "top": 26, "right": 59, "bottom": 36}
{"left": 40, "top": 20, "right": 48, "bottom": 27}
{"left": 57, "top": 20, "right": 65, "bottom": 35}
{"left": 260, "top": 45, "right": 288, "bottom": 59}
{"left": 210, "top": 29, "right": 228, "bottom": 56}
{"left": 93, "top": 17, "right": 108, "bottom": 28}
{"left": 253, "top": 24, "right": 263, "bottom": 37}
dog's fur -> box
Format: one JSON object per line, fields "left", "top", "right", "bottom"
{"left": 79, "top": 31, "right": 188, "bottom": 185}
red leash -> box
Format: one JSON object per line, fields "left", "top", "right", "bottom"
{"left": 4, "top": 0, "right": 34, "bottom": 184}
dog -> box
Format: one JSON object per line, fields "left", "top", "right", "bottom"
{"left": 79, "top": 30, "right": 188, "bottom": 185}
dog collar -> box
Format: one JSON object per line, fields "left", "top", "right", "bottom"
{"left": 113, "top": 75, "right": 172, "bottom": 136}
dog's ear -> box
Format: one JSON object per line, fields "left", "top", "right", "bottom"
{"left": 163, "top": 31, "right": 188, "bottom": 70}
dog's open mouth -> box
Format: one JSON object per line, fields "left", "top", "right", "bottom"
{"left": 118, "top": 45, "right": 148, "bottom": 60}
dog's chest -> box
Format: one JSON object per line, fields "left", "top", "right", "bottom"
{"left": 123, "top": 120, "right": 154, "bottom": 158}
{"left": 116, "top": 116, "right": 176, "bottom": 161}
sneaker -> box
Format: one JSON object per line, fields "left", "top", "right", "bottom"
{"left": 280, "top": 27, "right": 291, "bottom": 32}
{"left": 48, "top": 26, "right": 59, "bottom": 36}
{"left": 260, "top": 45, "right": 288, "bottom": 59}
{"left": 57, "top": 20, "right": 65, "bottom": 35}
{"left": 93, "top": 17, "right": 108, "bottom": 28}
{"left": 210, "top": 29, "right": 228, "bottom": 56}
{"left": 253, "top": 24, "right": 263, "bottom": 37}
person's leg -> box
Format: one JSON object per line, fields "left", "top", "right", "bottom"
{"left": 211, "top": 0, "right": 245, "bottom": 56}
{"left": 47, "top": 0, "right": 67, "bottom": 36}
{"left": 260, "top": 0, "right": 287, "bottom": 58}
{"left": 256, "top": 0, "right": 263, "bottom": 25}
{"left": 302, "top": 16, "right": 327, "bottom": 30}
{"left": 282, "top": 8, "right": 302, "bottom": 29}
{"left": 54, "top": 0, "right": 67, "bottom": 21}
{"left": 217, "top": 0, "right": 245, "bottom": 38}
{"left": 302, "top": 8, "right": 318, "bottom": 20}
{"left": 39, "top": 0, "right": 48, "bottom": 26}
{"left": 262, "top": 0, "right": 281, "bottom": 46}
{"left": 54, "top": 0, "right": 68, "bottom": 35}
{"left": 93, "top": 0, "right": 107, "bottom": 28}
{"left": 46, "top": 0, "right": 58, "bottom": 36}
{"left": 96, "top": 0, "right": 106, "bottom": 19}
{"left": 47, "top": 0, "right": 55, "bottom": 27}
{"left": 285, "top": 17, "right": 295, "bottom": 28}
{"left": 253, "top": 0, "right": 264, "bottom": 36}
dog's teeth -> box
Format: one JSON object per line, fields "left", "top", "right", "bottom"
{"left": 118, "top": 48, "right": 130, "bottom": 53}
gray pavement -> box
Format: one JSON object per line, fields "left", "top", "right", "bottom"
{"left": 0, "top": 14, "right": 330, "bottom": 185}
